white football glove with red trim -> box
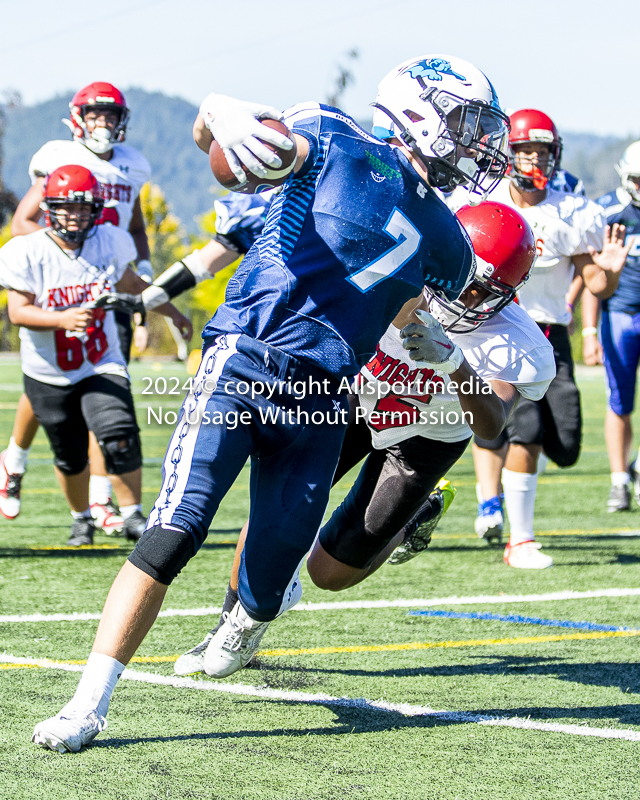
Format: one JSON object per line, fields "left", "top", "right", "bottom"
{"left": 199, "top": 94, "right": 294, "bottom": 184}
{"left": 400, "top": 309, "right": 464, "bottom": 374}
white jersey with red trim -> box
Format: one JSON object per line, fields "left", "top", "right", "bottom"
{"left": 0, "top": 227, "right": 136, "bottom": 386}
{"left": 29, "top": 140, "right": 151, "bottom": 232}
{"left": 448, "top": 179, "right": 605, "bottom": 325}
{"left": 357, "top": 301, "right": 556, "bottom": 449}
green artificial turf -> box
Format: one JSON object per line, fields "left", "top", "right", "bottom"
{"left": 1, "top": 359, "right": 640, "bottom": 799}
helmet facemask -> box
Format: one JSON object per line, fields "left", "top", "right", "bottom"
{"left": 66, "top": 103, "right": 129, "bottom": 155}
{"left": 616, "top": 168, "right": 640, "bottom": 205}
{"left": 424, "top": 255, "right": 529, "bottom": 334}
{"left": 43, "top": 197, "right": 104, "bottom": 244}
{"left": 373, "top": 88, "right": 509, "bottom": 195}
{"left": 509, "top": 142, "right": 559, "bottom": 192}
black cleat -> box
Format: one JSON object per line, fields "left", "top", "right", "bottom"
{"left": 123, "top": 510, "right": 147, "bottom": 541}
{"left": 67, "top": 517, "right": 95, "bottom": 546}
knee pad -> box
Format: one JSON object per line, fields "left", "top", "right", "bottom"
{"left": 99, "top": 430, "right": 142, "bottom": 474}
{"left": 53, "top": 454, "right": 89, "bottom": 476}
{"left": 128, "top": 524, "right": 196, "bottom": 585}
{"left": 318, "top": 504, "right": 395, "bottom": 571}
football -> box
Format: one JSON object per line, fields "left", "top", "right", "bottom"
{"left": 209, "top": 119, "right": 297, "bottom": 194}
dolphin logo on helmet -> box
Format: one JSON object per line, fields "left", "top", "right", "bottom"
{"left": 402, "top": 58, "right": 468, "bottom": 84}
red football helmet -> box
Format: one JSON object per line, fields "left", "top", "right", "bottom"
{"left": 42, "top": 165, "right": 104, "bottom": 244}
{"left": 66, "top": 82, "right": 129, "bottom": 154}
{"left": 507, "top": 109, "right": 562, "bottom": 190}
{"left": 425, "top": 202, "right": 536, "bottom": 332}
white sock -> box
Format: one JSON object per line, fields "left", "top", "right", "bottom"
{"left": 71, "top": 508, "right": 92, "bottom": 520}
{"left": 89, "top": 475, "right": 113, "bottom": 506}
{"left": 120, "top": 503, "right": 142, "bottom": 520}
{"left": 60, "top": 652, "right": 125, "bottom": 719}
{"left": 502, "top": 468, "right": 538, "bottom": 546}
{"left": 537, "top": 453, "right": 549, "bottom": 475}
{"left": 611, "top": 471, "right": 630, "bottom": 487}
{"left": 5, "top": 437, "right": 29, "bottom": 474}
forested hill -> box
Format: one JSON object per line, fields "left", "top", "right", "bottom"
{"left": 2, "top": 88, "right": 637, "bottom": 231}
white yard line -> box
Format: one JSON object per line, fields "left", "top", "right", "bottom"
{"left": 4, "top": 654, "right": 639, "bottom": 743}
{"left": 3, "top": 587, "right": 640, "bottom": 624}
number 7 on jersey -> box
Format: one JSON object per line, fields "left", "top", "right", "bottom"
{"left": 348, "top": 208, "right": 422, "bottom": 292}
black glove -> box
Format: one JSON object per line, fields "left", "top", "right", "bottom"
{"left": 94, "top": 292, "right": 145, "bottom": 320}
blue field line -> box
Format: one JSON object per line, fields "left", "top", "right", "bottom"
{"left": 407, "top": 609, "right": 636, "bottom": 632}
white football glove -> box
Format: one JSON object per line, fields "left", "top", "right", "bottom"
{"left": 400, "top": 309, "right": 464, "bottom": 374}
{"left": 199, "top": 93, "right": 294, "bottom": 184}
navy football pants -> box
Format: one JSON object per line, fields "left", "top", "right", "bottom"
{"left": 130, "top": 334, "right": 348, "bottom": 621}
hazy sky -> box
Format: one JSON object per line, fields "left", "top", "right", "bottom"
{"left": 1, "top": 0, "right": 637, "bottom": 136}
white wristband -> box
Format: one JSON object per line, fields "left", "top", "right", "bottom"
{"left": 141, "top": 285, "right": 170, "bottom": 311}
{"left": 182, "top": 250, "right": 209, "bottom": 282}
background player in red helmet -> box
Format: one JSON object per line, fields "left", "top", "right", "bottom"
{"left": 1, "top": 83, "right": 188, "bottom": 533}
{"left": 449, "top": 108, "right": 630, "bottom": 569}
{"left": 0, "top": 165, "right": 188, "bottom": 545}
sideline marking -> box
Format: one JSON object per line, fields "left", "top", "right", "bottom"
{"left": 3, "top": 587, "right": 640, "bottom": 623}
{"left": 4, "top": 655, "right": 639, "bottom": 743}
{"left": 4, "top": 628, "right": 640, "bottom": 667}
{"left": 407, "top": 609, "right": 635, "bottom": 632}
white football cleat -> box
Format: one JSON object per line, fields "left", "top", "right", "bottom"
{"left": 204, "top": 577, "right": 302, "bottom": 679}
{"left": 174, "top": 629, "right": 215, "bottom": 676}
{"left": 0, "top": 450, "right": 23, "bottom": 520}
{"left": 91, "top": 500, "right": 124, "bottom": 535}
{"left": 474, "top": 495, "right": 503, "bottom": 545}
{"left": 503, "top": 540, "right": 553, "bottom": 569}
{"left": 32, "top": 710, "right": 107, "bottom": 753}
{"left": 203, "top": 603, "right": 271, "bottom": 679}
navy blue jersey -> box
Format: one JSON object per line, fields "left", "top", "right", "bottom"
{"left": 598, "top": 188, "right": 640, "bottom": 315}
{"left": 212, "top": 190, "right": 275, "bottom": 254}
{"left": 203, "top": 103, "right": 474, "bottom": 380}
{"left": 551, "top": 170, "right": 585, "bottom": 196}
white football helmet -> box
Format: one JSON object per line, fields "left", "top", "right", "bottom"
{"left": 616, "top": 141, "right": 640, "bottom": 205}
{"left": 372, "top": 55, "right": 509, "bottom": 195}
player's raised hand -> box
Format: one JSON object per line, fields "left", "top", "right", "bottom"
{"left": 58, "top": 307, "right": 93, "bottom": 333}
{"left": 198, "top": 94, "right": 293, "bottom": 183}
{"left": 587, "top": 224, "right": 632, "bottom": 274}
{"left": 400, "top": 309, "right": 464, "bottom": 374}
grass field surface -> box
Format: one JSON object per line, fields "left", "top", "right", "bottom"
{"left": 2, "top": 358, "right": 640, "bottom": 799}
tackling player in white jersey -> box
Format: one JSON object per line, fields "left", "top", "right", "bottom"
{"left": 0, "top": 83, "right": 189, "bottom": 534}
{"left": 0, "top": 165, "right": 187, "bottom": 545}
{"left": 449, "top": 108, "right": 630, "bottom": 569}
{"left": 173, "top": 202, "right": 555, "bottom": 676}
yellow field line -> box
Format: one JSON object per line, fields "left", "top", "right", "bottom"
{"left": 258, "top": 629, "right": 640, "bottom": 656}
{"left": 9, "top": 529, "right": 640, "bottom": 551}
{"left": 432, "top": 527, "right": 640, "bottom": 540}
{"left": 9, "top": 528, "right": 639, "bottom": 552}
{"left": 3, "top": 629, "right": 639, "bottom": 670}
{"left": 21, "top": 540, "right": 239, "bottom": 552}
{"left": 21, "top": 486, "right": 248, "bottom": 495}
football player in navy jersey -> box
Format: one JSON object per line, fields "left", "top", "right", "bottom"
{"left": 550, "top": 169, "right": 585, "bottom": 196}
{"left": 581, "top": 143, "right": 640, "bottom": 511}
{"left": 33, "top": 54, "right": 512, "bottom": 752}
